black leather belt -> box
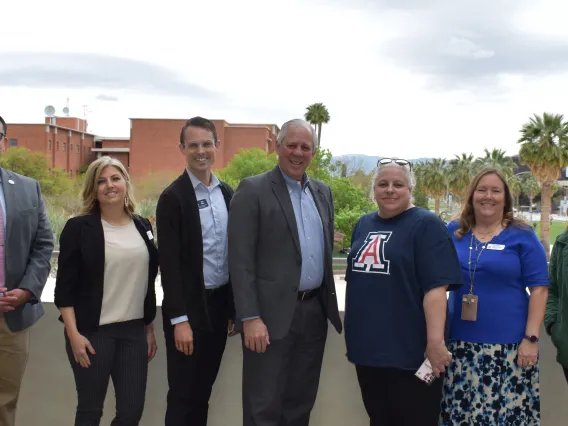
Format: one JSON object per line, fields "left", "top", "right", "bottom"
{"left": 205, "top": 284, "right": 228, "bottom": 297}
{"left": 297, "top": 288, "right": 320, "bottom": 301}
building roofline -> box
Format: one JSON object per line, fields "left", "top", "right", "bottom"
{"left": 94, "top": 137, "right": 130, "bottom": 141}
{"left": 9, "top": 122, "right": 97, "bottom": 136}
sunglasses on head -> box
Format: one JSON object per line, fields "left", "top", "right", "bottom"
{"left": 377, "top": 158, "right": 411, "bottom": 170}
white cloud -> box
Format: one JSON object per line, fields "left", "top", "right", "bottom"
{"left": 1, "top": 0, "right": 568, "bottom": 162}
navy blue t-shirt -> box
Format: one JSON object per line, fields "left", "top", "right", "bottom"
{"left": 344, "top": 207, "right": 464, "bottom": 370}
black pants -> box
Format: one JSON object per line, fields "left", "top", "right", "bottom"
{"left": 65, "top": 319, "right": 148, "bottom": 426}
{"left": 355, "top": 364, "right": 443, "bottom": 426}
{"left": 242, "top": 297, "right": 328, "bottom": 426}
{"left": 163, "top": 286, "right": 230, "bottom": 426}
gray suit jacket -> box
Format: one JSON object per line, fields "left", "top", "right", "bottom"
{"left": 1, "top": 168, "right": 54, "bottom": 332}
{"left": 228, "top": 166, "right": 342, "bottom": 340}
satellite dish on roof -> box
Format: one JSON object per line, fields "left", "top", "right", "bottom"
{"left": 63, "top": 106, "right": 70, "bottom": 116}
{"left": 44, "top": 105, "right": 55, "bottom": 117}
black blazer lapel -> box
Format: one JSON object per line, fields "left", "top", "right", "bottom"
{"left": 270, "top": 167, "right": 301, "bottom": 255}
{"left": 81, "top": 212, "right": 105, "bottom": 291}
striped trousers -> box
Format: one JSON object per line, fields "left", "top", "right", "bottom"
{"left": 65, "top": 319, "right": 148, "bottom": 426}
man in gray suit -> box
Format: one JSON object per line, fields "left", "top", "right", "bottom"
{"left": 228, "top": 118, "right": 342, "bottom": 426}
{"left": 0, "top": 116, "right": 54, "bottom": 426}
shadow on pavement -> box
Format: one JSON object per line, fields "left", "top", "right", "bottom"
{"left": 18, "top": 304, "right": 568, "bottom": 425}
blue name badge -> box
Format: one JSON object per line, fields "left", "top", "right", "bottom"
{"left": 197, "top": 199, "right": 209, "bottom": 209}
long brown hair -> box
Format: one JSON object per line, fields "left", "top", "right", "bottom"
{"left": 454, "top": 167, "right": 527, "bottom": 238}
{"left": 80, "top": 156, "right": 136, "bottom": 216}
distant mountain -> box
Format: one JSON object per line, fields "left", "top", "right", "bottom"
{"left": 331, "top": 154, "right": 433, "bottom": 174}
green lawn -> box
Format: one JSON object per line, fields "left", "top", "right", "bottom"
{"left": 533, "top": 221, "right": 567, "bottom": 244}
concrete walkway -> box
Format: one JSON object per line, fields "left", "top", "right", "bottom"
{"left": 18, "top": 277, "right": 568, "bottom": 425}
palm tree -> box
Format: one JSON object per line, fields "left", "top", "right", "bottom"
{"left": 508, "top": 175, "right": 523, "bottom": 209}
{"left": 448, "top": 153, "right": 475, "bottom": 208}
{"left": 518, "top": 113, "right": 568, "bottom": 257}
{"left": 420, "top": 158, "right": 448, "bottom": 214}
{"left": 523, "top": 175, "right": 541, "bottom": 221}
{"left": 304, "top": 103, "right": 330, "bottom": 145}
{"left": 474, "top": 148, "right": 516, "bottom": 178}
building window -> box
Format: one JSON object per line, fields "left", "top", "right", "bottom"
{"left": 63, "top": 143, "right": 66, "bottom": 152}
{"left": 48, "top": 140, "right": 52, "bottom": 150}
{"left": 70, "top": 144, "right": 73, "bottom": 153}
{"left": 77, "top": 144, "right": 79, "bottom": 153}
{"left": 9, "top": 139, "right": 17, "bottom": 147}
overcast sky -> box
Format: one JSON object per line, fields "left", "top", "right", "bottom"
{"left": 2, "top": 0, "right": 568, "bottom": 159}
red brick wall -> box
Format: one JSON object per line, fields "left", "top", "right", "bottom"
{"left": 129, "top": 119, "right": 187, "bottom": 178}
{"left": 224, "top": 127, "right": 272, "bottom": 164}
{"left": 44, "top": 117, "right": 88, "bottom": 132}
{"left": 6, "top": 124, "right": 47, "bottom": 154}
{"left": 100, "top": 139, "right": 129, "bottom": 149}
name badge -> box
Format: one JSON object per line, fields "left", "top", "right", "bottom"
{"left": 486, "top": 243, "right": 505, "bottom": 251}
{"left": 197, "top": 199, "right": 209, "bottom": 209}
{"left": 146, "top": 230, "right": 154, "bottom": 240}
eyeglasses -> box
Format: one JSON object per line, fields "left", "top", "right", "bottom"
{"left": 0, "top": 133, "right": 4, "bottom": 141}
{"left": 182, "top": 140, "right": 215, "bottom": 151}
{"left": 377, "top": 158, "right": 411, "bottom": 170}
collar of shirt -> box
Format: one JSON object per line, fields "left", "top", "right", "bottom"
{"left": 186, "top": 169, "right": 220, "bottom": 190}
{"left": 278, "top": 165, "right": 310, "bottom": 194}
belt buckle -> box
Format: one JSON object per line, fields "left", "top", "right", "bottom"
{"left": 301, "top": 290, "right": 310, "bottom": 300}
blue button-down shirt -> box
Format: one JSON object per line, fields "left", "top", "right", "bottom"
{"left": 170, "top": 170, "right": 229, "bottom": 325}
{"left": 280, "top": 168, "right": 325, "bottom": 291}
{"left": 187, "top": 170, "right": 229, "bottom": 289}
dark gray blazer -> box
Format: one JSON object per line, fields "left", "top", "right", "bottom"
{"left": 1, "top": 168, "right": 54, "bottom": 332}
{"left": 228, "top": 166, "right": 342, "bottom": 340}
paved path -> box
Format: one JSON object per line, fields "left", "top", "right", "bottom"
{"left": 18, "top": 278, "right": 568, "bottom": 425}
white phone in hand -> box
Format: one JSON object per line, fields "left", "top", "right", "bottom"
{"left": 415, "top": 358, "right": 436, "bottom": 385}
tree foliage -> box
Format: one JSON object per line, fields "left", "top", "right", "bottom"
{"left": 0, "top": 147, "right": 71, "bottom": 196}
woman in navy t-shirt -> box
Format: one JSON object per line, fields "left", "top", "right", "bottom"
{"left": 344, "top": 159, "right": 463, "bottom": 426}
{"left": 440, "top": 167, "right": 549, "bottom": 425}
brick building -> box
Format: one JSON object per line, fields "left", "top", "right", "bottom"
{"left": 5, "top": 115, "right": 279, "bottom": 178}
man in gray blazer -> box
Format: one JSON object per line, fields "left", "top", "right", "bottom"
{"left": 0, "top": 116, "right": 54, "bottom": 426}
{"left": 228, "top": 118, "right": 342, "bottom": 426}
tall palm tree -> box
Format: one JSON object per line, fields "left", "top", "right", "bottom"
{"left": 448, "top": 153, "right": 475, "bottom": 208}
{"left": 523, "top": 175, "right": 541, "bottom": 220}
{"left": 304, "top": 103, "right": 330, "bottom": 145}
{"left": 474, "top": 148, "right": 516, "bottom": 178}
{"left": 508, "top": 175, "right": 523, "bottom": 209}
{"left": 518, "top": 112, "right": 568, "bottom": 257}
{"left": 420, "top": 158, "right": 448, "bottom": 214}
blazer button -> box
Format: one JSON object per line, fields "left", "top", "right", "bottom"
{"left": 292, "top": 286, "right": 298, "bottom": 292}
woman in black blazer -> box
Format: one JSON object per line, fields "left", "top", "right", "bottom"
{"left": 54, "top": 156, "right": 159, "bottom": 426}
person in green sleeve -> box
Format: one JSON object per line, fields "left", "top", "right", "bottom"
{"left": 545, "top": 229, "right": 568, "bottom": 383}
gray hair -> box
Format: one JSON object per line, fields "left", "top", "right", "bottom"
{"left": 276, "top": 119, "right": 319, "bottom": 153}
{"left": 369, "top": 161, "right": 416, "bottom": 198}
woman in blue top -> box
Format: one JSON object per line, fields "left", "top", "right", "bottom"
{"left": 440, "top": 167, "right": 549, "bottom": 425}
{"left": 344, "top": 159, "right": 463, "bottom": 426}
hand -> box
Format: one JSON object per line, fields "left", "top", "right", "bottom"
{"left": 517, "top": 339, "right": 539, "bottom": 367}
{"left": 146, "top": 325, "right": 158, "bottom": 361}
{"left": 228, "top": 320, "right": 239, "bottom": 337}
{"left": 0, "top": 288, "right": 17, "bottom": 313}
{"left": 174, "top": 321, "right": 194, "bottom": 355}
{"left": 68, "top": 331, "right": 96, "bottom": 368}
{"left": 243, "top": 318, "right": 270, "bottom": 353}
{"left": 425, "top": 341, "right": 452, "bottom": 377}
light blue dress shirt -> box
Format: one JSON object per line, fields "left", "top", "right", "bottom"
{"left": 170, "top": 170, "right": 229, "bottom": 326}
{"left": 280, "top": 168, "right": 325, "bottom": 291}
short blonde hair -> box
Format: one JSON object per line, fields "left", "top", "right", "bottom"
{"left": 80, "top": 156, "right": 136, "bottom": 216}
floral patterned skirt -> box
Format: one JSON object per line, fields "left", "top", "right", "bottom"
{"left": 439, "top": 340, "right": 540, "bottom": 426}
